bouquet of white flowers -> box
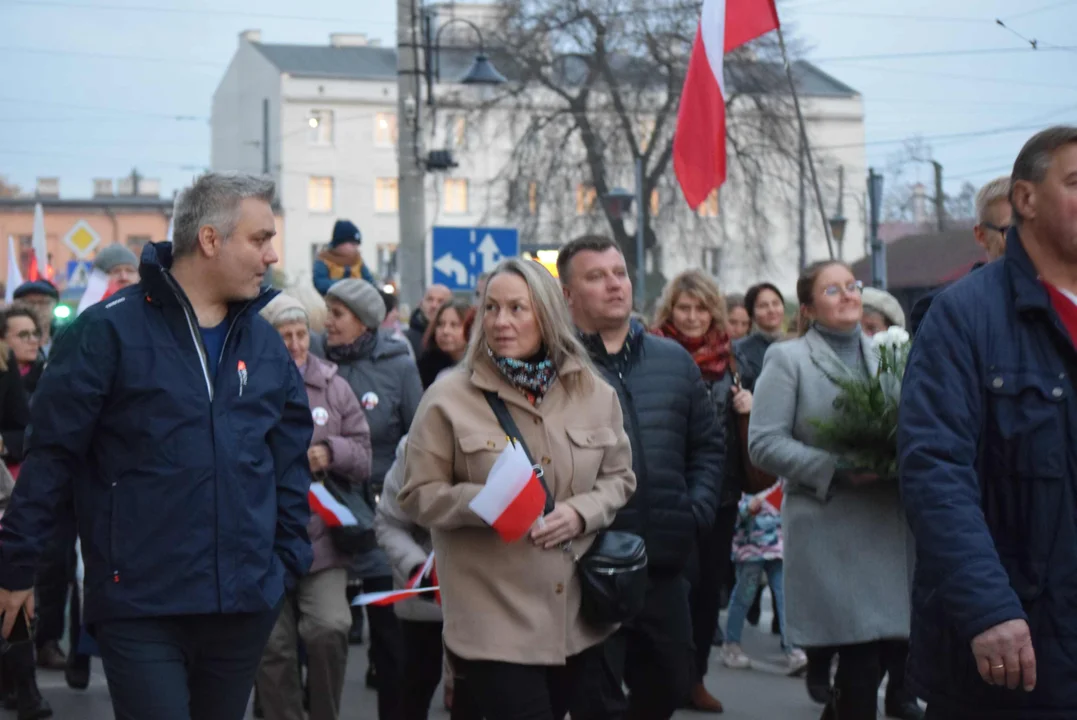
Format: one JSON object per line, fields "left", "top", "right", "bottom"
{"left": 810, "top": 326, "right": 911, "bottom": 479}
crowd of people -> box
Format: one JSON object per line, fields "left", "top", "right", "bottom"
{"left": 0, "top": 124, "right": 1069, "bottom": 720}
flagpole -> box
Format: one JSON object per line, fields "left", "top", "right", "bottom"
{"left": 776, "top": 25, "right": 835, "bottom": 260}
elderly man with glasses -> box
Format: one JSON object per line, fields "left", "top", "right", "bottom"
{"left": 909, "top": 175, "right": 1012, "bottom": 335}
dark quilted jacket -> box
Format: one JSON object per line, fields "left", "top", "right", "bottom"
{"left": 582, "top": 322, "right": 723, "bottom": 573}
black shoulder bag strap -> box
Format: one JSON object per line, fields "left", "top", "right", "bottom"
{"left": 482, "top": 391, "right": 555, "bottom": 514}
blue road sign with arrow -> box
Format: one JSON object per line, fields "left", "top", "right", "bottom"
{"left": 431, "top": 226, "right": 519, "bottom": 291}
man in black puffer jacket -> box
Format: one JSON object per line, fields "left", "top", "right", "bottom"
{"left": 558, "top": 236, "right": 723, "bottom": 719}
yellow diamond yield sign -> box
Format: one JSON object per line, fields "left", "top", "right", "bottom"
{"left": 62, "top": 220, "right": 101, "bottom": 259}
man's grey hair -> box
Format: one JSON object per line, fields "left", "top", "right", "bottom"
{"left": 1010, "top": 125, "right": 1077, "bottom": 225}
{"left": 975, "top": 176, "right": 1011, "bottom": 224}
{"left": 171, "top": 172, "right": 275, "bottom": 258}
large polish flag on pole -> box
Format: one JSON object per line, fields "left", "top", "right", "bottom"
{"left": 673, "top": 0, "right": 780, "bottom": 209}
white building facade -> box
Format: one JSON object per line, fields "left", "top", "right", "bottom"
{"left": 211, "top": 25, "right": 867, "bottom": 297}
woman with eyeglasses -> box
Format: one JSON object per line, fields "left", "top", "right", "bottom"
{"left": 1, "top": 308, "right": 44, "bottom": 396}
{"left": 0, "top": 307, "right": 45, "bottom": 717}
{"left": 748, "top": 261, "right": 913, "bottom": 720}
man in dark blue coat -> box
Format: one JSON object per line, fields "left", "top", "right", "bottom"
{"left": 558, "top": 235, "right": 723, "bottom": 718}
{"left": 899, "top": 126, "right": 1077, "bottom": 718}
{"left": 0, "top": 172, "right": 314, "bottom": 720}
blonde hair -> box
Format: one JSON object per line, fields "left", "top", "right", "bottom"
{"left": 975, "top": 175, "right": 1011, "bottom": 224}
{"left": 653, "top": 270, "right": 728, "bottom": 333}
{"left": 283, "top": 284, "right": 328, "bottom": 334}
{"left": 465, "top": 258, "right": 596, "bottom": 395}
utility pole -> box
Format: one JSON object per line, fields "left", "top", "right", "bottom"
{"left": 396, "top": 0, "right": 427, "bottom": 310}
{"left": 868, "top": 168, "right": 886, "bottom": 290}
{"left": 634, "top": 157, "right": 646, "bottom": 310}
{"left": 932, "top": 160, "right": 945, "bottom": 232}
{"left": 797, "top": 136, "right": 807, "bottom": 272}
{"left": 262, "top": 98, "right": 270, "bottom": 176}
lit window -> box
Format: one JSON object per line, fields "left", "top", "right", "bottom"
{"left": 375, "top": 113, "right": 398, "bottom": 147}
{"left": 308, "top": 110, "right": 334, "bottom": 145}
{"left": 308, "top": 176, "right": 334, "bottom": 213}
{"left": 650, "top": 188, "right": 660, "bottom": 217}
{"left": 576, "top": 184, "right": 597, "bottom": 215}
{"left": 375, "top": 178, "right": 399, "bottom": 214}
{"left": 448, "top": 115, "right": 468, "bottom": 149}
{"left": 444, "top": 179, "right": 469, "bottom": 214}
{"left": 698, "top": 189, "right": 719, "bottom": 218}
{"left": 528, "top": 182, "right": 538, "bottom": 215}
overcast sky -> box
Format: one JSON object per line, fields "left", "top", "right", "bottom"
{"left": 1, "top": 0, "right": 1075, "bottom": 202}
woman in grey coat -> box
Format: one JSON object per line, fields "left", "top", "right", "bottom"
{"left": 748, "top": 261, "right": 913, "bottom": 720}
{"left": 310, "top": 278, "right": 423, "bottom": 720}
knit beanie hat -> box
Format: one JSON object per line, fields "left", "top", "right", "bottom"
{"left": 260, "top": 293, "right": 309, "bottom": 328}
{"left": 93, "top": 244, "right": 139, "bottom": 273}
{"left": 331, "top": 220, "right": 362, "bottom": 248}
{"left": 327, "top": 279, "right": 386, "bottom": 329}
{"left": 860, "top": 287, "right": 906, "bottom": 329}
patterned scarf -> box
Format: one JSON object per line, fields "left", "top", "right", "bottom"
{"left": 325, "top": 330, "right": 378, "bottom": 365}
{"left": 653, "top": 322, "right": 731, "bottom": 380}
{"left": 487, "top": 346, "right": 557, "bottom": 405}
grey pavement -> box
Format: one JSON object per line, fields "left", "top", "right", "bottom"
{"left": 32, "top": 598, "right": 831, "bottom": 719}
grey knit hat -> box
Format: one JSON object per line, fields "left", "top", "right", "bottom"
{"left": 93, "top": 244, "right": 139, "bottom": 273}
{"left": 326, "top": 279, "right": 386, "bottom": 330}
{"left": 861, "top": 287, "right": 906, "bottom": 329}
{"left": 260, "top": 293, "right": 309, "bottom": 328}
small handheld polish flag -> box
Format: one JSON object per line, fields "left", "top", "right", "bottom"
{"left": 468, "top": 440, "right": 547, "bottom": 543}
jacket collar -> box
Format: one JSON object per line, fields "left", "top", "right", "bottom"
{"left": 469, "top": 349, "right": 584, "bottom": 415}
{"left": 139, "top": 241, "right": 277, "bottom": 318}
{"left": 1005, "top": 227, "right": 1055, "bottom": 315}
{"left": 302, "top": 353, "right": 338, "bottom": 390}
{"left": 804, "top": 325, "right": 878, "bottom": 378}
{"left": 579, "top": 318, "right": 646, "bottom": 365}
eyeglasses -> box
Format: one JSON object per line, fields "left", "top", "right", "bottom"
{"left": 13, "top": 330, "right": 40, "bottom": 341}
{"left": 821, "top": 281, "right": 863, "bottom": 298}
{"left": 982, "top": 221, "right": 1011, "bottom": 236}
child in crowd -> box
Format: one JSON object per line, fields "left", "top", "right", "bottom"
{"left": 721, "top": 480, "right": 807, "bottom": 675}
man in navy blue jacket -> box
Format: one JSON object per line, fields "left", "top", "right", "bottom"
{"left": 899, "top": 126, "right": 1077, "bottom": 718}
{"left": 0, "top": 172, "right": 314, "bottom": 720}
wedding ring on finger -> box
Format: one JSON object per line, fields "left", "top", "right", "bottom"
{"left": 991, "top": 663, "right": 1005, "bottom": 670}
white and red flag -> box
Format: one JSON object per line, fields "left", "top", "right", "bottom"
{"left": 760, "top": 479, "right": 784, "bottom": 513}
{"left": 308, "top": 482, "right": 358, "bottom": 528}
{"left": 75, "top": 269, "right": 121, "bottom": 316}
{"left": 468, "top": 440, "right": 547, "bottom": 543}
{"left": 673, "top": 0, "right": 780, "bottom": 209}
{"left": 352, "top": 551, "right": 440, "bottom": 606}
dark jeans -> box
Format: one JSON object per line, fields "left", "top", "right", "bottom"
{"left": 690, "top": 504, "right": 737, "bottom": 681}
{"left": 596, "top": 573, "right": 693, "bottom": 720}
{"left": 96, "top": 604, "right": 282, "bottom": 720}
{"left": 36, "top": 527, "right": 76, "bottom": 648}
{"left": 458, "top": 641, "right": 613, "bottom": 720}
{"left": 364, "top": 576, "right": 405, "bottom": 720}
{"left": 819, "top": 641, "right": 885, "bottom": 720}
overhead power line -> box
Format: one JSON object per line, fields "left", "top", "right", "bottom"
{"left": 0, "top": 45, "right": 221, "bottom": 68}
{"left": 792, "top": 10, "right": 985, "bottom": 24}
{"left": 1003, "top": 0, "right": 1075, "bottom": 21}
{"left": 814, "top": 45, "right": 1077, "bottom": 63}
{"left": 3, "top": 0, "right": 380, "bottom": 24}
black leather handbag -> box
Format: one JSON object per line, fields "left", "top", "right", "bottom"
{"left": 483, "top": 392, "right": 648, "bottom": 626}
{"left": 316, "top": 472, "right": 378, "bottom": 555}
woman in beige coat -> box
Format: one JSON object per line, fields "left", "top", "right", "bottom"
{"left": 397, "top": 258, "right": 636, "bottom": 720}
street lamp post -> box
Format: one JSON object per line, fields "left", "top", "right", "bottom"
{"left": 394, "top": 0, "right": 507, "bottom": 311}
{"left": 602, "top": 170, "right": 645, "bottom": 311}
{"left": 868, "top": 168, "right": 886, "bottom": 289}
